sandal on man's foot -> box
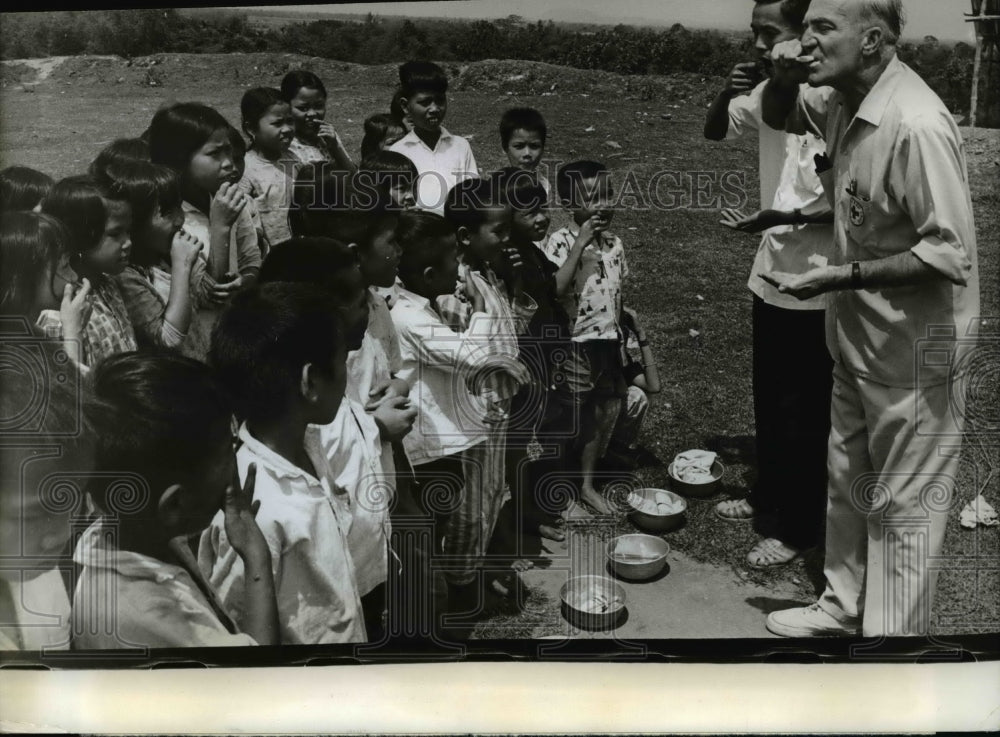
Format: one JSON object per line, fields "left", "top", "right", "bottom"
{"left": 714, "top": 498, "right": 755, "bottom": 522}
{"left": 746, "top": 538, "right": 801, "bottom": 568}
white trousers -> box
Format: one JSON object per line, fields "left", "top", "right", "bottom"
{"left": 818, "top": 362, "right": 965, "bottom": 636}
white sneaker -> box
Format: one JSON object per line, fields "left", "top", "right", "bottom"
{"left": 766, "top": 603, "right": 860, "bottom": 638}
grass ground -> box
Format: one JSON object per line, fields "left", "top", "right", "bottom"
{"left": 2, "top": 53, "right": 997, "bottom": 637}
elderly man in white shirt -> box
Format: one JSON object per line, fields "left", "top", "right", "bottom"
{"left": 704, "top": 0, "right": 837, "bottom": 569}
{"left": 759, "top": 0, "right": 980, "bottom": 637}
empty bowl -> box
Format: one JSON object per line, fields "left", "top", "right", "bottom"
{"left": 626, "top": 487, "right": 688, "bottom": 533}
{"left": 668, "top": 459, "right": 725, "bottom": 498}
{"left": 606, "top": 533, "right": 670, "bottom": 580}
{"left": 559, "top": 575, "right": 627, "bottom": 631}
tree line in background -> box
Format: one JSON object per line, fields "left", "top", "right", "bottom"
{"left": 1, "top": 9, "right": 995, "bottom": 126}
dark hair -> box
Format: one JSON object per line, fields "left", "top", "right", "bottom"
{"left": 0, "top": 211, "right": 67, "bottom": 317}
{"left": 444, "top": 177, "right": 505, "bottom": 232}
{"left": 389, "top": 88, "right": 408, "bottom": 127}
{"left": 148, "top": 102, "right": 231, "bottom": 174}
{"left": 241, "top": 86, "right": 288, "bottom": 137}
{"left": 209, "top": 283, "right": 344, "bottom": 425}
{"left": 41, "top": 175, "right": 125, "bottom": 259}
{"left": 259, "top": 236, "right": 360, "bottom": 297}
{"left": 0, "top": 166, "right": 55, "bottom": 213}
{"left": 289, "top": 163, "right": 397, "bottom": 248}
{"left": 555, "top": 160, "right": 609, "bottom": 204}
{"left": 358, "top": 150, "right": 417, "bottom": 205}
{"left": 88, "top": 138, "right": 150, "bottom": 181}
{"left": 499, "top": 107, "right": 547, "bottom": 148}
{"left": 280, "top": 70, "right": 326, "bottom": 101}
{"left": 398, "top": 60, "right": 448, "bottom": 98}
{"left": 98, "top": 159, "right": 182, "bottom": 266}
{"left": 396, "top": 209, "right": 455, "bottom": 285}
{"left": 756, "top": 0, "right": 811, "bottom": 29}
{"left": 84, "top": 351, "right": 233, "bottom": 516}
{"left": 361, "top": 113, "right": 407, "bottom": 161}
{"left": 227, "top": 125, "right": 247, "bottom": 161}
{"left": 491, "top": 167, "right": 547, "bottom": 212}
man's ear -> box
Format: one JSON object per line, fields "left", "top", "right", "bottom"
{"left": 860, "top": 26, "right": 884, "bottom": 56}
{"left": 347, "top": 242, "right": 361, "bottom": 256}
{"left": 456, "top": 225, "right": 472, "bottom": 248}
{"left": 157, "top": 484, "right": 185, "bottom": 530}
{"left": 422, "top": 265, "right": 437, "bottom": 285}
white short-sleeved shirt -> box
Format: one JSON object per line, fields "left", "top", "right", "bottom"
{"left": 0, "top": 568, "right": 71, "bottom": 650}
{"left": 786, "top": 56, "right": 980, "bottom": 387}
{"left": 199, "top": 425, "right": 366, "bottom": 644}
{"left": 72, "top": 520, "right": 256, "bottom": 649}
{"left": 543, "top": 227, "right": 629, "bottom": 342}
{"left": 388, "top": 127, "right": 478, "bottom": 213}
{"left": 318, "top": 399, "right": 391, "bottom": 597}
{"left": 727, "top": 81, "right": 836, "bottom": 310}
{"left": 390, "top": 286, "right": 491, "bottom": 465}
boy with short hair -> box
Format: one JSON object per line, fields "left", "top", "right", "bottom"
{"left": 391, "top": 209, "right": 529, "bottom": 631}
{"left": 74, "top": 352, "right": 278, "bottom": 649}
{"left": 487, "top": 168, "right": 582, "bottom": 549}
{"left": 543, "top": 160, "right": 628, "bottom": 515}
{"left": 499, "top": 107, "right": 550, "bottom": 197}
{"left": 200, "top": 283, "right": 367, "bottom": 644}
{"left": 703, "top": 0, "right": 835, "bottom": 569}
{"left": 257, "top": 236, "right": 400, "bottom": 641}
{"left": 389, "top": 61, "right": 478, "bottom": 214}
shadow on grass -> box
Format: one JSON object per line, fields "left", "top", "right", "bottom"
{"left": 704, "top": 434, "right": 757, "bottom": 464}
{"left": 744, "top": 596, "right": 813, "bottom": 615}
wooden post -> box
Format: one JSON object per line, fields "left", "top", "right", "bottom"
{"left": 971, "top": 21, "right": 983, "bottom": 131}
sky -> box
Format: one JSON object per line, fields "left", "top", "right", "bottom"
{"left": 252, "top": 0, "right": 978, "bottom": 41}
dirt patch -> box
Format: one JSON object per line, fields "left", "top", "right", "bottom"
{"left": 1, "top": 52, "right": 723, "bottom": 106}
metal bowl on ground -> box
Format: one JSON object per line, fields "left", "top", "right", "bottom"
{"left": 626, "top": 487, "right": 688, "bottom": 533}
{"left": 606, "top": 533, "right": 670, "bottom": 580}
{"left": 667, "top": 459, "right": 726, "bottom": 499}
{"left": 559, "top": 575, "right": 627, "bottom": 631}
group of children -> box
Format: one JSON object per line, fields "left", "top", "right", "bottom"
{"left": 0, "top": 60, "right": 660, "bottom": 649}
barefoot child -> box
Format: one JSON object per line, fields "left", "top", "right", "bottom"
{"left": 148, "top": 102, "right": 261, "bottom": 360}
{"left": 41, "top": 176, "right": 138, "bottom": 368}
{"left": 239, "top": 87, "right": 299, "bottom": 251}
{"left": 604, "top": 306, "right": 661, "bottom": 470}
{"left": 543, "top": 161, "right": 629, "bottom": 515}
{"left": 491, "top": 169, "right": 579, "bottom": 548}
{"left": 281, "top": 70, "right": 357, "bottom": 173}
{"left": 73, "top": 352, "right": 278, "bottom": 648}
{"left": 101, "top": 159, "right": 208, "bottom": 352}
{"left": 201, "top": 283, "right": 367, "bottom": 644}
